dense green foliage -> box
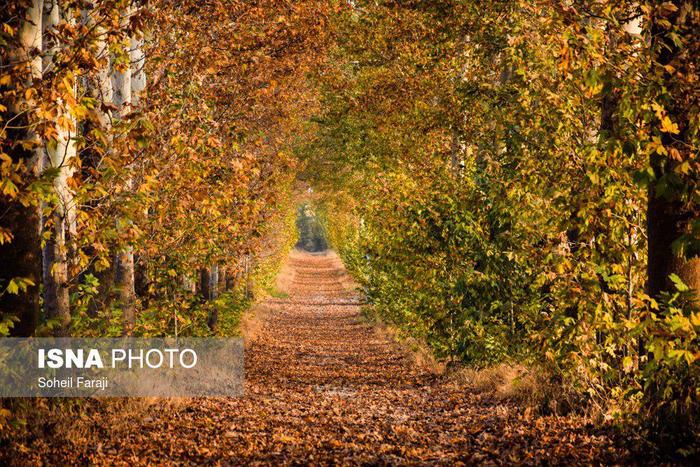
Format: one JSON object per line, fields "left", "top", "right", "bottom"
{"left": 304, "top": 0, "right": 699, "bottom": 450}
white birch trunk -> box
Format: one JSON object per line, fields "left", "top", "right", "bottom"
{"left": 111, "top": 5, "right": 136, "bottom": 335}
{"left": 41, "top": 0, "right": 72, "bottom": 332}
{"left": 130, "top": 36, "right": 146, "bottom": 107}
{"left": 4, "top": 0, "right": 46, "bottom": 336}
{"left": 18, "top": 0, "right": 44, "bottom": 175}
{"left": 85, "top": 0, "right": 114, "bottom": 132}
{"left": 19, "top": 0, "right": 43, "bottom": 82}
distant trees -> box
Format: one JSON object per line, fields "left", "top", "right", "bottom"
{"left": 296, "top": 203, "right": 328, "bottom": 252}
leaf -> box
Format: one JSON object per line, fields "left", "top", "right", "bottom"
{"left": 669, "top": 273, "right": 689, "bottom": 292}
{"left": 5, "top": 279, "right": 19, "bottom": 295}
{"left": 0, "top": 178, "right": 19, "bottom": 198}
{"left": 660, "top": 116, "right": 679, "bottom": 134}
{"left": 658, "top": 2, "right": 679, "bottom": 17}
{"left": 622, "top": 356, "right": 634, "bottom": 373}
{"left": 4, "top": 278, "right": 33, "bottom": 295}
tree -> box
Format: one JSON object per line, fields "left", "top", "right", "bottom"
{"left": 111, "top": 3, "right": 136, "bottom": 335}
{"left": 0, "top": 0, "right": 44, "bottom": 337}
{"left": 41, "top": 0, "right": 73, "bottom": 334}
{"left": 646, "top": 0, "right": 700, "bottom": 301}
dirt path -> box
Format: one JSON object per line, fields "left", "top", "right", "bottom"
{"left": 23, "top": 250, "right": 632, "bottom": 465}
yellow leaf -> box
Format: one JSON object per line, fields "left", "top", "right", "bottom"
{"left": 6, "top": 279, "right": 19, "bottom": 295}
{"left": 668, "top": 147, "right": 682, "bottom": 161}
{"left": 0, "top": 227, "right": 13, "bottom": 245}
{"left": 61, "top": 75, "right": 74, "bottom": 94}
{"left": 622, "top": 356, "right": 634, "bottom": 373}
{"left": 0, "top": 152, "right": 11, "bottom": 167}
{"left": 660, "top": 116, "right": 680, "bottom": 134}
{"left": 691, "top": 312, "right": 700, "bottom": 328}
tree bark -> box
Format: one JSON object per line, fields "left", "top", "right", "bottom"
{"left": 209, "top": 264, "right": 219, "bottom": 300}
{"left": 647, "top": 1, "right": 700, "bottom": 301}
{"left": 206, "top": 264, "right": 221, "bottom": 331}
{"left": 116, "top": 250, "right": 136, "bottom": 335}
{"left": 82, "top": 0, "right": 115, "bottom": 318}
{"left": 217, "top": 265, "right": 227, "bottom": 293}
{"left": 112, "top": 5, "right": 136, "bottom": 334}
{"left": 0, "top": 0, "right": 44, "bottom": 337}
{"left": 244, "top": 256, "right": 254, "bottom": 300}
{"left": 41, "top": 0, "right": 72, "bottom": 334}
{"left": 225, "top": 270, "right": 236, "bottom": 291}
{"left": 134, "top": 254, "right": 149, "bottom": 302}
{"left": 199, "top": 268, "right": 211, "bottom": 301}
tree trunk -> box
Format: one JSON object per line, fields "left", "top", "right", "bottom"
{"left": 82, "top": 1, "right": 115, "bottom": 318}
{"left": 244, "top": 256, "right": 254, "bottom": 300}
{"left": 209, "top": 264, "right": 219, "bottom": 300}
{"left": 647, "top": 1, "right": 700, "bottom": 301}
{"left": 218, "top": 266, "right": 227, "bottom": 293}
{"left": 225, "top": 270, "right": 236, "bottom": 291}
{"left": 206, "top": 264, "right": 221, "bottom": 331}
{"left": 0, "top": 0, "right": 44, "bottom": 337}
{"left": 112, "top": 5, "right": 136, "bottom": 334}
{"left": 134, "top": 254, "right": 149, "bottom": 303}
{"left": 41, "top": 0, "right": 72, "bottom": 334}
{"left": 130, "top": 35, "right": 147, "bottom": 105}
{"left": 199, "top": 268, "right": 211, "bottom": 301}
{"left": 42, "top": 212, "right": 70, "bottom": 333}
{"left": 84, "top": 0, "right": 114, "bottom": 150}
{"left": 116, "top": 250, "right": 136, "bottom": 335}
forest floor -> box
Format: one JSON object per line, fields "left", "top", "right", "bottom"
{"left": 9, "top": 250, "right": 638, "bottom": 465}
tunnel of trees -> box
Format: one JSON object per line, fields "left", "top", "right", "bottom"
{"left": 0, "top": 0, "right": 698, "bottom": 455}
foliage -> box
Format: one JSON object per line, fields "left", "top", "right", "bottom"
{"left": 303, "top": 0, "right": 699, "bottom": 453}
{"left": 0, "top": 0, "right": 698, "bottom": 456}
{"left": 0, "top": 0, "right": 329, "bottom": 336}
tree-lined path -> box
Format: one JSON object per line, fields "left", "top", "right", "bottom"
{"left": 15, "top": 251, "right": 632, "bottom": 465}
{"left": 1, "top": 0, "right": 698, "bottom": 461}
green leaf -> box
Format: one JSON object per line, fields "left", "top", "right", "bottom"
{"left": 669, "top": 274, "right": 689, "bottom": 292}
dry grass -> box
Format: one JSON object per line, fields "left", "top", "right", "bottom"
{"left": 452, "top": 363, "right": 582, "bottom": 416}
{"left": 240, "top": 303, "right": 271, "bottom": 344}
{"left": 362, "top": 314, "right": 575, "bottom": 415}
{"left": 366, "top": 316, "right": 446, "bottom": 375}
{"left": 274, "top": 252, "right": 297, "bottom": 295}
{"left": 454, "top": 364, "right": 540, "bottom": 403}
